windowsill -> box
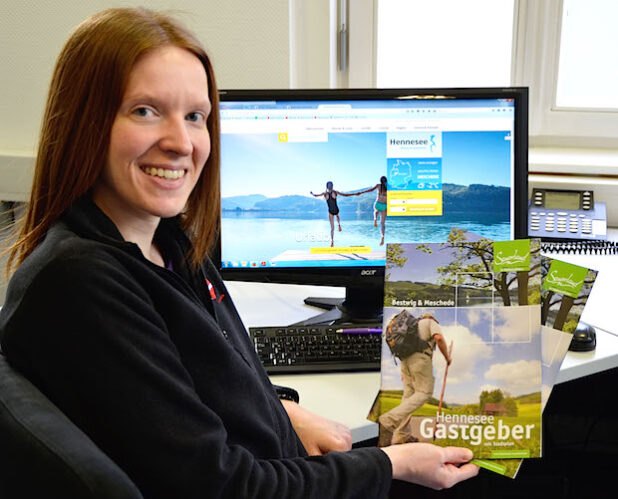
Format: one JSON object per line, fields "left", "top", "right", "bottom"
{"left": 529, "top": 147, "right": 618, "bottom": 176}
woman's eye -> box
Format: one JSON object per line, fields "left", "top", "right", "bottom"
{"left": 132, "top": 107, "right": 154, "bottom": 118}
{"left": 186, "top": 112, "right": 206, "bottom": 124}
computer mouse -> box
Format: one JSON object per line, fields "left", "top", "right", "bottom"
{"left": 569, "top": 321, "right": 596, "bottom": 352}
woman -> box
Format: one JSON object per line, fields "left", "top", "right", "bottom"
{"left": 0, "top": 8, "right": 477, "bottom": 498}
{"left": 358, "top": 176, "right": 388, "bottom": 246}
{"left": 310, "top": 181, "right": 358, "bottom": 247}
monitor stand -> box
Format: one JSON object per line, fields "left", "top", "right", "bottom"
{"left": 291, "top": 283, "right": 384, "bottom": 327}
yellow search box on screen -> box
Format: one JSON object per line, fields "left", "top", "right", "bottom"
{"left": 310, "top": 246, "right": 372, "bottom": 254}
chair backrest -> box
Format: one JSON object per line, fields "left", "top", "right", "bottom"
{"left": 0, "top": 355, "right": 143, "bottom": 499}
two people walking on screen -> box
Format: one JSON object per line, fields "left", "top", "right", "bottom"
{"left": 379, "top": 312, "right": 452, "bottom": 446}
{"left": 311, "top": 176, "right": 388, "bottom": 247}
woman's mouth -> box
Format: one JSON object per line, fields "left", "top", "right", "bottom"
{"left": 140, "top": 166, "right": 186, "bottom": 180}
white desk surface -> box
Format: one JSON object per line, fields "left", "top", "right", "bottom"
{"left": 226, "top": 249, "right": 618, "bottom": 441}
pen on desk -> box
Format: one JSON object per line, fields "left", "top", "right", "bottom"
{"left": 337, "top": 328, "right": 382, "bottom": 334}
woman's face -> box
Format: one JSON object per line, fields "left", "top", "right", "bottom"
{"left": 93, "top": 45, "right": 211, "bottom": 227}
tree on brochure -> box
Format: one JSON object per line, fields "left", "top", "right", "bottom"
{"left": 416, "top": 229, "right": 541, "bottom": 306}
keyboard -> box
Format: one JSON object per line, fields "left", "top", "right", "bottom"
{"left": 249, "top": 325, "right": 382, "bottom": 374}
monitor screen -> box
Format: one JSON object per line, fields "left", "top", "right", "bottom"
{"left": 217, "top": 88, "right": 528, "bottom": 325}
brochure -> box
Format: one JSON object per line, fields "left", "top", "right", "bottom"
{"left": 368, "top": 237, "right": 543, "bottom": 460}
{"left": 477, "top": 254, "right": 598, "bottom": 477}
{"left": 438, "top": 230, "right": 598, "bottom": 476}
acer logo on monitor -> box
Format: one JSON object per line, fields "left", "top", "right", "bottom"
{"left": 361, "top": 270, "right": 378, "bottom": 276}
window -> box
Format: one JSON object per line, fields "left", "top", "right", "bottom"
{"left": 555, "top": 0, "right": 618, "bottom": 110}
{"left": 509, "top": 0, "right": 618, "bottom": 146}
{"left": 376, "top": 0, "right": 514, "bottom": 88}
{"left": 342, "top": 0, "right": 618, "bottom": 147}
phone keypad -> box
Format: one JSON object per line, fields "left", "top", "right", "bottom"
{"left": 529, "top": 210, "right": 595, "bottom": 238}
{"left": 529, "top": 190, "right": 605, "bottom": 240}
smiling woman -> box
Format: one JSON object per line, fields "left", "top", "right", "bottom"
{"left": 0, "top": 7, "right": 477, "bottom": 498}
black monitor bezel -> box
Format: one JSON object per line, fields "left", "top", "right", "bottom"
{"left": 214, "top": 87, "right": 528, "bottom": 287}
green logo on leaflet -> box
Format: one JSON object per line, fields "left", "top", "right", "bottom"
{"left": 493, "top": 240, "right": 530, "bottom": 273}
{"left": 543, "top": 260, "right": 588, "bottom": 298}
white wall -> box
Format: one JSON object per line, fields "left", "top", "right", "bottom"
{"left": 0, "top": 0, "right": 291, "bottom": 200}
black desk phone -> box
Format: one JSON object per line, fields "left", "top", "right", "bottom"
{"left": 528, "top": 188, "right": 607, "bottom": 240}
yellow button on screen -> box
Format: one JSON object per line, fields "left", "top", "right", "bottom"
{"left": 311, "top": 246, "right": 372, "bottom": 254}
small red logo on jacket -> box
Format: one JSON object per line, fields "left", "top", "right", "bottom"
{"left": 206, "top": 279, "right": 225, "bottom": 303}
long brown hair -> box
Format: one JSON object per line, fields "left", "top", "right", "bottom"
{"left": 6, "top": 8, "right": 220, "bottom": 274}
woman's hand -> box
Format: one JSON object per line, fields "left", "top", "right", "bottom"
{"left": 281, "top": 400, "right": 352, "bottom": 455}
{"left": 381, "top": 442, "right": 479, "bottom": 490}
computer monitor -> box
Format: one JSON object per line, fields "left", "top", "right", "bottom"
{"left": 216, "top": 88, "right": 528, "bottom": 325}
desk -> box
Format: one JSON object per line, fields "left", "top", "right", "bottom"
{"left": 226, "top": 275, "right": 618, "bottom": 442}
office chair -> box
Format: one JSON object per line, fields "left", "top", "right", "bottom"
{"left": 0, "top": 354, "right": 143, "bottom": 498}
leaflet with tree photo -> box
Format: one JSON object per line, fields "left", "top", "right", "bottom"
{"left": 368, "top": 237, "right": 542, "bottom": 460}
{"left": 477, "top": 254, "right": 598, "bottom": 477}
{"left": 438, "top": 229, "right": 598, "bottom": 476}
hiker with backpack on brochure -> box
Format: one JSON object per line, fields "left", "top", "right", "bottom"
{"left": 379, "top": 311, "right": 452, "bottom": 446}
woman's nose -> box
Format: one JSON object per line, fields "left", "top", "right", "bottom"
{"left": 159, "top": 116, "right": 193, "bottom": 156}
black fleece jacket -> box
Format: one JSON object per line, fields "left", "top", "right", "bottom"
{"left": 0, "top": 198, "right": 391, "bottom": 498}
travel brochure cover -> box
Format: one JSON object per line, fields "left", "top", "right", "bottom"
{"left": 368, "top": 237, "right": 543, "bottom": 460}
{"left": 368, "top": 228, "right": 598, "bottom": 477}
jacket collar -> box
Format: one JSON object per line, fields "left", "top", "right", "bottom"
{"left": 62, "top": 196, "right": 188, "bottom": 257}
